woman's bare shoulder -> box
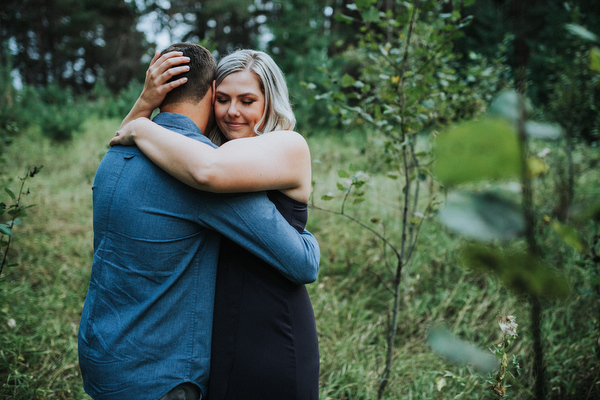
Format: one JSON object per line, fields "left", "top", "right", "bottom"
{"left": 261, "top": 130, "right": 309, "bottom": 148}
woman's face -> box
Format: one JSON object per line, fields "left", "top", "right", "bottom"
{"left": 214, "top": 70, "right": 266, "bottom": 141}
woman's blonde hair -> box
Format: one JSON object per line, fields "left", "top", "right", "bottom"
{"left": 208, "top": 49, "right": 296, "bottom": 145}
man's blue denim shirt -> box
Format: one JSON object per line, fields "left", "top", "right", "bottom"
{"left": 78, "top": 112, "right": 320, "bottom": 400}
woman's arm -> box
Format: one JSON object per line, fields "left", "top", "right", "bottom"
{"left": 111, "top": 118, "right": 311, "bottom": 197}
{"left": 120, "top": 50, "right": 191, "bottom": 129}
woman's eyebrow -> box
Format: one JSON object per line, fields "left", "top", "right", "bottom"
{"left": 216, "top": 90, "right": 259, "bottom": 97}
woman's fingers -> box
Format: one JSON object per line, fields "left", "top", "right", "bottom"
{"left": 149, "top": 50, "right": 161, "bottom": 67}
{"left": 158, "top": 64, "right": 190, "bottom": 82}
{"left": 146, "top": 53, "right": 190, "bottom": 91}
{"left": 164, "top": 76, "right": 189, "bottom": 91}
{"left": 154, "top": 52, "right": 190, "bottom": 76}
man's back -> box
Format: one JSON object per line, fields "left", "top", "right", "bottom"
{"left": 79, "top": 113, "right": 219, "bottom": 399}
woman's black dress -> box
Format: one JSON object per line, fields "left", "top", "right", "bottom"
{"left": 207, "top": 190, "right": 319, "bottom": 400}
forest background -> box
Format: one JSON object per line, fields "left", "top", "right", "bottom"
{"left": 1, "top": 0, "right": 600, "bottom": 399}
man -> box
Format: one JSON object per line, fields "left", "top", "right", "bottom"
{"left": 78, "top": 43, "right": 320, "bottom": 400}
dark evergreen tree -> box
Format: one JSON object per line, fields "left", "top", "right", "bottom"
{"left": 0, "top": 0, "right": 148, "bottom": 93}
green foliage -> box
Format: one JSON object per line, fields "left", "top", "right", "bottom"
{"left": 310, "top": 1, "right": 513, "bottom": 396}
{"left": 455, "top": 0, "right": 600, "bottom": 108}
{"left": 0, "top": 118, "right": 598, "bottom": 399}
{"left": 428, "top": 324, "right": 496, "bottom": 373}
{"left": 434, "top": 90, "right": 576, "bottom": 296}
{"left": 91, "top": 79, "right": 145, "bottom": 120}
{"left": 438, "top": 191, "right": 524, "bottom": 241}
{"left": 544, "top": 22, "right": 600, "bottom": 145}
{"left": 309, "top": 130, "right": 600, "bottom": 399}
{"left": 1, "top": 166, "right": 42, "bottom": 278}
{"left": 15, "top": 84, "right": 88, "bottom": 142}
{"left": 434, "top": 118, "right": 522, "bottom": 186}
{"left": 460, "top": 244, "right": 570, "bottom": 298}
{"left": 0, "top": 48, "right": 18, "bottom": 167}
{"left": 1, "top": 0, "right": 147, "bottom": 93}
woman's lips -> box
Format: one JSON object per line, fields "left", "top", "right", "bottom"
{"left": 225, "top": 122, "right": 246, "bottom": 129}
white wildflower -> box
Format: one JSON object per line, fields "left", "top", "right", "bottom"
{"left": 499, "top": 315, "right": 518, "bottom": 338}
{"left": 7, "top": 318, "right": 16, "bottom": 328}
{"left": 537, "top": 147, "right": 551, "bottom": 158}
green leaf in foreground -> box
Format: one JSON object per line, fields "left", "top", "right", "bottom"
{"left": 428, "top": 324, "right": 496, "bottom": 373}
{"left": 341, "top": 74, "right": 356, "bottom": 88}
{"left": 433, "top": 118, "right": 521, "bottom": 186}
{"left": 566, "top": 23, "right": 599, "bottom": 43}
{"left": 361, "top": 6, "right": 381, "bottom": 23}
{"left": 487, "top": 90, "right": 533, "bottom": 123}
{"left": 551, "top": 221, "right": 587, "bottom": 252}
{"left": 460, "top": 244, "right": 570, "bottom": 298}
{"left": 524, "top": 121, "right": 563, "bottom": 140}
{"left": 439, "top": 191, "right": 524, "bottom": 241}
{"left": 591, "top": 47, "right": 600, "bottom": 74}
{"left": 4, "top": 187, "right": 16, "bottom": 200}
{"left": 0, "top": 224, "right": 13, "bottom": 237}
{"left": 573, "top": 202, "right": 600, "bottom": 223}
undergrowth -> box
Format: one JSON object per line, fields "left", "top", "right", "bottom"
{"left": 0, "top": 122, "right": 598, "bottom": 399}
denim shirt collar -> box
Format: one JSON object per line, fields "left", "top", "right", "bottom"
{"left": 153, "top": 112, "right": 209, "bottom": 142}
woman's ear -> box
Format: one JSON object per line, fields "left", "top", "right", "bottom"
{"left": 211, "top": 80, "right": 216, "bottom": 105}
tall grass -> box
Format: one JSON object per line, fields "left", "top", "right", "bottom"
{"left": 0, "top": 121, "right": 598, "bottom": 399}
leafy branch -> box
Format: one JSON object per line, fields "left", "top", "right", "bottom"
{"left": 1, "top": 165, "right": 42, "bottom": 278}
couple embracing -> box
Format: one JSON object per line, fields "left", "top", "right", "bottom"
{"left": 78, "top": 43, "right": 320, "bottom": 400}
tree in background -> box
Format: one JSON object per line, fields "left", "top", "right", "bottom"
{"left": 145, "top": 0, "right": 259, "bottom": 56}
{"left": 0, "top": 0, "right": 148, "bottom": 93}
{"left": 456, "top": 0, "right": 600, "bottom": 116}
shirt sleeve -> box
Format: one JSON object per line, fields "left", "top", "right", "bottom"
{"left": 196, "top": 192, "right": 320, "bottom": 284}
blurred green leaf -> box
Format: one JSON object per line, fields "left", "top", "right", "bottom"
{"left": 4, "top": 187, "right": 16, "bottom": 200}
{"left": 488, "top": 90, "right": 533, "bottom": 122}
{"left": 591, "top": 47, "right": 600, "bottom": 73}
{"left": 0, "top": 224, "right": 13, "bottom": 237}
{"left": 338, "top": 170, "right": 350, "bottom": 178}
{"left": 433, "top": 118, "right": 521, "bottom": 186}
{"left": 362, "top": 6, "right": 381, "bottom": 23}
{"left": 566, "top": 23, "right": 599, "bottom": 43}
{"left": 461, "top": 244, "right": 570, "bottom": 298}
{"left": 341, "top": 74, "right": 356, "bottom": 88}
{"left": 524, "top": 121, "right": 563, "bottom": 140}
{"left": 574, "top": 202, "right": 600, "bottom": 223}
{"left": 355, "top": 0, "right": 377, "bottom": 8}
{"left": 421, "top": 100, "right": 435, "bottom": 109}
{"left": 439, "top": 190, "right": 524, "bottom": 241}
{"left": 527, "top": 156, "right": 549, "bottom": 178}
{"left": 428, "top": 324, "right": 496, "bottom": 373}
{"left": 551, "top": 221, "right": 587, "bottom": 252}
{"left": 321, "top": 194, "right": 335, "bottom": 201}
{"left": 334, "top": 13, "right": 355, "bottom": 24}
{"left": 7, "top": 208, "right": 25, "bottom": 218}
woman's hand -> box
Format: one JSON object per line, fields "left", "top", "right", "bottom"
{"left": 138, "top": 50, "right": 191, "bottom": 112}
{"left": 119, "top": 50, "right": 190, "bottom": 130}
{"left": 111, "top": 118, "right": 149, "bottom": 147}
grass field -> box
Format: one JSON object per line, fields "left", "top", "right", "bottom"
{"left": 1, "top": 118, "right": 599, "bottom": 399}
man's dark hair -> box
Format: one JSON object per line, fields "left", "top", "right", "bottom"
{"left": 161, "top": 43, "right": 216, "bottom": 107}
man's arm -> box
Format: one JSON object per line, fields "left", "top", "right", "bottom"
{"left": 198, "top": 192, "right": 319, "bottom": 284}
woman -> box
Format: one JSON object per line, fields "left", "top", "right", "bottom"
{"left": 112, "top": 49, "right": 319, "bottom": 400}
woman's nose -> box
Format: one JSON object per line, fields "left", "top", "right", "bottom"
{"left": 228, "top": 102, "right": 241, "bottom": 117}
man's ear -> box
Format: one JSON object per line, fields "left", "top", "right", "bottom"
{"left": 211, "top": 80, "right": 216, "bottom": 105}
